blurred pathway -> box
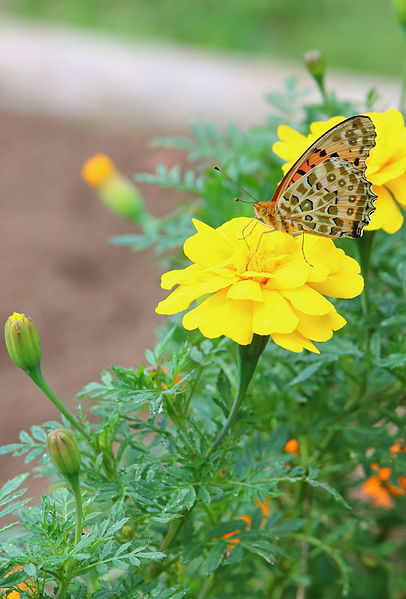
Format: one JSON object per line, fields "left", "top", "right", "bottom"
{"left": 0, "top": 18, "right": 401, "bottom": 128}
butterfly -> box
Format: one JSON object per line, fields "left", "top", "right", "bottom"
{"left": 253, "top": 115, "right": 377, "bottom": 238}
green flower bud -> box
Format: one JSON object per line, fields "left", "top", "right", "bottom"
{"left": 121, "top": 522, "right": 136, "bottom": 540}
{"left": 392, "top": 0, "right": 406, "bottom": 32}
{"left": 100, "top": 174, "right": 147, "bottom": 220}
{"left": 4, "top": 312, "right": 42, "bottom": 373}
{"left": 303, "top": 49, "right": 326, "bottom": 91}
{"left": 47, "top": 428, "right": 81, "bottom": 478}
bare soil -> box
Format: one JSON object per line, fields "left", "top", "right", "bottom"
{"left": 0, "top": 109, "right": 182, "bottom": 496}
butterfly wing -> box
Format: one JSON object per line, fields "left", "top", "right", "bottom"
{"left": 271, "top": 115, "right": 377, "bottom": 238}
{"left": 274, "top": 115, "right": 376, "bottom": 198}
{"left": 279, "top": 156, "right": 377, "bottom": 238}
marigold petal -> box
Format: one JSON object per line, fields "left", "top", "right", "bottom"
{"left": 252, "top": 290, "right": 298, "bottom": 335}
{"left": 156, "top": 276, "right": 231, "bottom": 314}
{"left": 298, "top": 236, "right": 343, "bottom": 278}
{"left": 365, "top": 186, "right": 404, "bottom": 233}
{"left": 184, "top": 219, "right": 233, "bottom": 266}
{"left": 309, "top": 116, "right": 346, "bottom": 137}
{"left": 296, "top": 309, "right": 346, "bottom": 342}
{"left": 227, "top": 279, "right": 263, "bottom": 301}
{"left": 272, "top": 126, "right": 309, "bottom": 163}
{"left": 271, "top": 262, "right": 309, "bottom": 289}
{"left": 282, "top": 287, "right": 333, "bottom": 315}
{"left": 366, "top": 109, "right": 406, "bottom": 185}
{"left": 161, "top": 264, "right": 204, "bottom": 290}
{"left": 271, "top": 331, "right": 320, "bottom": 354}
{"left": 386, "top": 173, "right": 406, "bottom": 208}
{"left": 310, "top": 260, "right": 364, "bottom": 299}
{"left": 182, "top": 291, "right": 254, "bottom": 345}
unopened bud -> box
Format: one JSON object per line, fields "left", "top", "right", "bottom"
{"left": 304, "top": 49, "right": 326, "bottom": 91}
{"left": 392, "top": 0, "right": 406, "bottom": 31}
{"left": 4, "top": 312, "right": 42, "bottom": 374}
{"left": 47, "top": 428, "right": 81, "bottom": 479}
{"left": 121, "top": 523, "right": 136, "bottom": 540}
{"left": 81, "top": 153, "right": 149, "bottom": 221}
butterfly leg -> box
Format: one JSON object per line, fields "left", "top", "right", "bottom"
{"left": 239, "top": 218, "right": 260, "bottom": 241}
{"left": 246, "top": 228, "right": 275, "bottom": 268}
{"left": 300, "top": 234, "right": 313, "bottom": 267}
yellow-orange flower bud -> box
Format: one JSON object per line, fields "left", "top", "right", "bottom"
{"left": 81, "top": 153, "right": 149, "bottom": 221}
{"left": 4, "top": 312, "right": 42, "bottom": 374}
{"left": 81, "top": 153, "right": 116, "bottom": 188}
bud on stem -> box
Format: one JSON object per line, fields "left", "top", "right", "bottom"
{"left": 4, "top": 312, "right": 41, "bottom": 375}
{"left": 303, "top": 49, "right": 326, "bottom": 99}
{"left": 81, "top": 153, "right": 156, "bottom": 227}
{"left": 47, "top": 428, "right": 81, "bottom": 482}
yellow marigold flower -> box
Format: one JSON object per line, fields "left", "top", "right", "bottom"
{"left": 272, "top": 109, "right": 406, "bottom": 234}
{"left": 81, "top": 153, "right": 116, "bottom": 188}
{"left": 156, "top": 217, "right": 363, "bottom": 353}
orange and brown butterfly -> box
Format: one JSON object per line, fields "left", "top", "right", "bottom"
{"left": 254, "top": 115, "right": 377, "bottom": 238}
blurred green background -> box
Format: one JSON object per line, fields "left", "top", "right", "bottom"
{"left": 4, "top": 0, "right": 404, "bottom": 75}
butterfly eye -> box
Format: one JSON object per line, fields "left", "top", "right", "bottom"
{"left": 348, "top": 196, "right": 357, "bottom": 203}
{"left": 327, "top": 174, "right": 336, "bottom": 182}
{"left": 338, "top": 179, "right": 346, "bottom": 187}
{"left": 347, "top": 208, "right": 354, "bottom": 216}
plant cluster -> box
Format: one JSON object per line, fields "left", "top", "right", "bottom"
{"left": 1, "top": 52, "right": 405, "bottom": 599}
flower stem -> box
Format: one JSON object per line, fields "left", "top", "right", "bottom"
{"left": 400, "top": 38, "right": 406, "bottom": 117}
{"left": 55, "top": 473, "right": 83, "bottom": 599}
{"left": 209, "top": 334, "right": 269, "bottom": 454}
{"left": 356, "top": 230, "right": 376, "bottom": 318}
{"left": 28, "top": 367, "right": 92, "bottom": 444}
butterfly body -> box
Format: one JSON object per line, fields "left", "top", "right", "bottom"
{"left": 255, "top": 115, "right": 377, "bottom": 239}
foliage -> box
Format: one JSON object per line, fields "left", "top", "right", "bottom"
{"left": 1, "top": 67, "right": 405, "bottom": 598}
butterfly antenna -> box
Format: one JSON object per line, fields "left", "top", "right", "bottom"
{"left": 213, "top": 166, "right": 258, "bottom": 204}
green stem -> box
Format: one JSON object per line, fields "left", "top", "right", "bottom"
{"left": 55, "top": 473, "right": 83, "bottom": 599}
{"left": 29, "top": 367, "right": 92, "bottom": 444}
{"left": 356, "top": 231, "right": 376, "bottom": 400}
{"left": 400, "top": 39, "right": 406, "bottom": 117}
{"left": 209, "top": 335, "right": 269, "bottom": 454}
{"left": 70, "top": 474, "right": 84, "bottom": 546}
{"left": 356, "top": 230, "right": 375, "bottom": 317}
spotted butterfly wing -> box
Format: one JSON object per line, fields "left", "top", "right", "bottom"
{"left": 254, "top": 115, "right": 377, "bottom": 238}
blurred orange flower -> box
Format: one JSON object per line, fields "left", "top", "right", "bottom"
{"left": 284, "top": 438, "right": 300, "bottom": 455}
{"left": 360, "top": 444, "right": 406, "bottom": 508}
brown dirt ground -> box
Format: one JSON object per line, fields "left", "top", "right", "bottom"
{"left": 0, "top": 109, "right": 183, "bottom": 497}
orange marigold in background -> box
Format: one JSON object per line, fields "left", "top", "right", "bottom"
{"left": 156, "top": 217, "right": 364, "bottom": 353}
{"left": 273, "top": 109, "right": 406, "bottom": 233}
{"left": 255, "top": 496, "right": 271, "bottom": 517}
{"left": 0, "top": 567, "right": 33, "bottom": 598}
{"left": 360, "top": 443, "right": 406, "bottom": 508}
{"left": 284, "top": 438, "right": 300, "bottom": 454}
